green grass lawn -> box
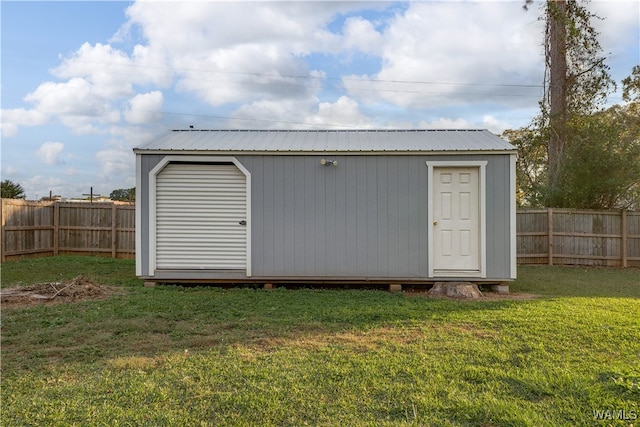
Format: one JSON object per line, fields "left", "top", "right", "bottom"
{"left": 1, "top": 256, "right": 639, "bottom": 426}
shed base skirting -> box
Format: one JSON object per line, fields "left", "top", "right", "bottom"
{"left": 142, "top": 270, "right": 512, "bottom": 290}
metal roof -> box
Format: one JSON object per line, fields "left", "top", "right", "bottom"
{"left": 134, "top": 129, "right": 515, "bottom": 154}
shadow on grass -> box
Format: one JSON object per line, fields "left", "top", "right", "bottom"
{"left": 1, "top": 283, "right": 531, "bottom": 373}
{"left": 1, "top": 256, "right": 638, "bottom": 374}
{"left": 512, "top": 265, "right": 640, "bottom": 298}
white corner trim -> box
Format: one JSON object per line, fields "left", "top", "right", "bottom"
{"left": 135, "top": 154, "right": 142, "bottom": 277}
{"left": 426, "top": 161, "right": 487, "bottom": 279}
{"left": 148, "top": 155, "right": 252, "bottom": 277}
{"left": 510, "top": 153, "right": 517, "bottom": 279}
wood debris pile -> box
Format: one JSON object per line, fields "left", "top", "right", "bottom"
{"left": 1, "top": 276, "right": 115, "bottom": 307}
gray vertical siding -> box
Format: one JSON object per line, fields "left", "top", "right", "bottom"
{"left": 138, "top": 152, "right": 513, "bottom": 280}
{"left": 235, "top": 154, "right": 512, "bottom": 280}
{"left": 484, "top": 153, "right": 512, "bottom": 278}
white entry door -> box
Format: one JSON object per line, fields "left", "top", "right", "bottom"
{"left": 432, "top": 167, "right": 481, "bottom": 274}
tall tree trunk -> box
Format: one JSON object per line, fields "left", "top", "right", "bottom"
{"left": 547, "top": 0, "right": 568, "bottom": 206}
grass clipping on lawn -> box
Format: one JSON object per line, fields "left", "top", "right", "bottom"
{"left": 1, "top": 276, "right": 116, "bottom": 307}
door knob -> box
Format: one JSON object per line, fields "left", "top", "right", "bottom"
{"left": 239, "top": 220, "right": 247, "bottom": 226}
{"left": 433, "top": 221, "right": 438, "bottom": 226}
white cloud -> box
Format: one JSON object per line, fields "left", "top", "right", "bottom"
{"left": 481, "top": 115, "right": 512, "bottom": 135}
{"left": 96, "top": 148, "right": 135, "bottom": 178}
{"left": 1, "top": 165, "right": 17, "bottom": 176}
{"left": 24, "top": 77, "right": 122, "bottom": 132}
{"left": 591, "top": 1, "right": 640, "bottom": 57}
{"left": 24, "top": 175, "right": 67, "bottom": 200}
{"left": 120, "top": 2, "right": 351, "bottom": 106}
{"left": 1, "top": 108, "right": 49, "bottom": 137}
{"left": 228, "top": 98, "right": 314, "bottom": 129}
{"left": 1, "top": 122, "right": 18, "bottom": 138}
{"left": 52, "top": 42, "right": 172, "bottom": 96}
{"left": 63, "top": 168, "right": 80, "bottom": 176}
{"left": 5, "top": 39, "right": 171, "bottom": 136}
{"left": 52, "top": 43, "right": 135, "bottom": 99}
{"left": 37, "top": 142, "right": 65, "bottom": 165}
{"left": 125, "top": 91, "right": 163, "bottom": 124}
{"left": 108, "top": 124, "right": 157, "bottom": 148}
{"left": 173, "top": 44, "right": 313, "bottom": 106}
{"left": 107, "top": 0, "right": 554, "bottom": 130}
{"left": 342, "top": 17, "right": 383, "bottom": 55}
{"left": 306, "top": 96, "right": 373, "bottom": 129}
{"left": 418, "top": 117, "right": 472, "bottom": 130}
{"left": 226, "top": 95, "right": 373, "bottom": 129}
{"left": 415, "top": 114, "right": 516, "bottom": 135}
{"left": 344, "top": 2, "right": 544, "bottom": 109}
{"left": 123, "top": 2, "right": 345, "bottom": 55}
{"left": 25, "top": 78, "right": 94, "bottom": 115}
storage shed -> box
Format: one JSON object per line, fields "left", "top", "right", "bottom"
{"left": 134, "top": 129, "right": 517, "bottom": 288}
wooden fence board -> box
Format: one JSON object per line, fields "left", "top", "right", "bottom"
{"left": 517, "top": 208, "right": 640, "bottom": 267}
{"left": 115, "top": 205, "right": 135, "bottom": 258}
{"left": 627, "top": 212, "right": 640, "bottom": 268}
{"left": 1, "top": 199, "right": 135, "bottom": 261}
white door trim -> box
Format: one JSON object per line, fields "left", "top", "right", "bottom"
{"left": 426, "top": 161, "right": 486, "bottom": 278}
{"left": 148, "top": 155, "right": 252, "bottom": 277}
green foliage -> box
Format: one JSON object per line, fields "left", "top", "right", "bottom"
{"left": 507, "top": 69, "right": 640, "bottom": 209}
{"left": 502, "top": 125, "right": 548, "bottom": 207}
{"left": 109, "top": 187, "right": 135, "bottom": 202}
{"left": 1, "top": 257, "right": 639, "bottom": 425}
{"left": 1, "top": 179, "right": 26, "bottom": 199}
{"left": 556, "top": 104, "right": 640, "bottom": 209}
{"left": 622, "top": 65, "right": 640, "bottom": 102}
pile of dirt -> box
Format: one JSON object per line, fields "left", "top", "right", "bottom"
{"left": 1, "top": 276, "right": 116, "bottom": 307}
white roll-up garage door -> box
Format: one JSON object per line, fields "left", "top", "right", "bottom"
{"left": 156, "top": 163, "right": 247, "bottom": 270}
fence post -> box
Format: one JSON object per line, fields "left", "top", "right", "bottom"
{"left": 111, "top": 204, "right": 117, "bottom": 258}
{"left": 53, "top": 203, "right": 60, "bottom": 256}
{"left": 547, "top": 208, "right": 554, "bottom": 266}
{"left": 622, "top": 210, "right": 628, "bottom": 268}
{"left": 1, "top": 199, "right": 6, "bottom": 263}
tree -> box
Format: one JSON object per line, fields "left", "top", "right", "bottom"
{"left": 506, "top": 67, "right": 640, "bottom": 209}
{"left": 518, "top": 0, "right": 616, "bottom": 207}
{"left": 1, "top": 180, "right": 26, "bottom": 199}
{"left": 109, "top": 187, "right": 135, "bottom": 203}
{"left": 544, "top": 0, "right": 568, "bottom": 199}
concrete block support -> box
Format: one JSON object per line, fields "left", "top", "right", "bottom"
{"left": 389, "top": 283, "right": 402, "bottom": 293}
{"left": 491, "top": 284, "right": 510, "bottom": 294}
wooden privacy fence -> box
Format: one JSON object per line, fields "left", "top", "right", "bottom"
{"left": 1, "top": 199, "right": 135, "bottom": 262}
{"left": 517, "top": 209, "right": 640, "bottom": 268}
{"left": 2, "top": 199, "right": 639, "bottom": 267}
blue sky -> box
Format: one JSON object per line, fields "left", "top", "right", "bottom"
{"left": 1, "top": 1, "right": 638, "bottom": 200}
